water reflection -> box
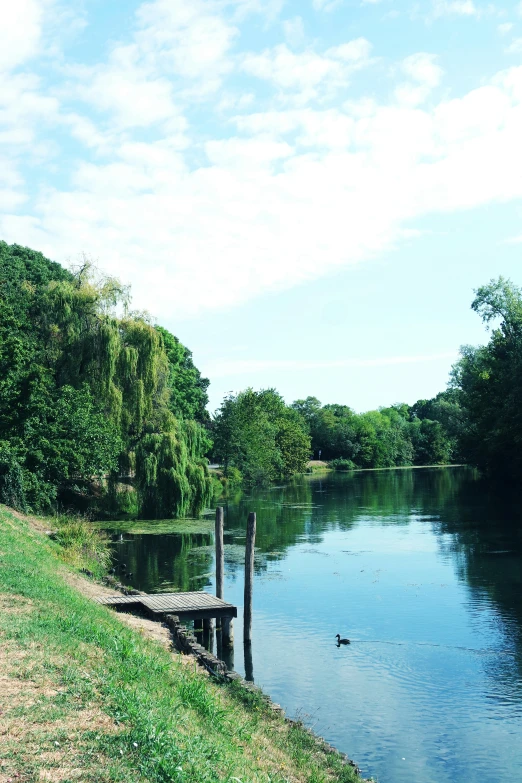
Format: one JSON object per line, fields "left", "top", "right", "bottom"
{"left": 111, "top": 531, "right": 213, "bottom": 593}
{"left": 105, "top": 468, "right": 522, "bottom": 783}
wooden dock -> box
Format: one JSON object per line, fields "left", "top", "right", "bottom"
{"left": 93, "top": 591, "right": 237, "bottom": 622}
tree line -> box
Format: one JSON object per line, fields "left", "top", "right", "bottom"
{"left": 211, "top": 388, "right": 463, "bottom": 482}
{"left": 1, "top": 240, "right": 520, "bottom": 517}
{"left": 212, "top": 278, "right": 522, "bottom": 486}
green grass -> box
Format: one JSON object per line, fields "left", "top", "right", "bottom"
{"left": 0, "top": 505, "right": 365, "bottom": 783}
{"left": 53, "top": 513, "right": 113, "bottom": 576}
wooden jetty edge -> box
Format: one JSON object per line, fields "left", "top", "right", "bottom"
{"left": 93, "top": 591, "right": 237, "bottom": 622}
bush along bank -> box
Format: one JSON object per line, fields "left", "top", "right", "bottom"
{"left": 0, "top": 505, "right": 366, "bottom": 783}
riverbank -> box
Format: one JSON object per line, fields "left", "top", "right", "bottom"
{"left": 0, "top": 506, "right": 364, "bottom": 783}
{"left": 306, "top": 461, "right": 465, "bottom": 473}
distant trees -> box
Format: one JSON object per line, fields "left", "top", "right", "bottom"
{"left": 291, "top": 396, "right": 459, "bottom": 469}
{"left": 290, "top": 277, "right": 522, "bottom": 481}
{"left": 409, "top": 390, "right": 463, "bottom": 465}
{"left": 212, "top": 389, "right": 311, "bottom": 484}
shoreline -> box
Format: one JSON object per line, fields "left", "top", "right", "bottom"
{"left": 307, "top": 461, "right": 466, "bottom": 472}
{"left": 0, "top": 504, "right": 367, "bottom": 783}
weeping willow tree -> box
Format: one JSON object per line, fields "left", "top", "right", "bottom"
{"left": 0, "top": 243, "right": 213, "bottom": 518}
{"left": 48, "top": 267, "right": 213, "bottom": 518}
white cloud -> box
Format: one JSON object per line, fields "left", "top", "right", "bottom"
{"left": 0, "top": 0, "right": 86, "bottom": 73}
{"left": 72, "top": 58, "right": 185, "bottom": 130}
{"left": 401, "top": 53, "right": 443, "bottom": 88}
{"left": 283, "top": 16, "right": 305, "bottom": 47}
{"left": 205, "top": 138, "right": 294, "bottom": 169}
{"left": 61, "top": 114, "right": 117, "bottom": 152}
{"left": 506, "top": 37, "right": 522, "bottom": 53}
{"left": 498, "top": 22, "right": 514, "bottom": 34}
{"left": 6, "top": 62, "right": 522, "bottom": 320}
{"left": 135, "top": 0, "right": 238, "bottom": 83}
{"left": 241, "top": 39, "right": 373, "bottom": 103}
{"left": 0, "top": 155, "right": 27, "bottom": 211}
{"left": 231, "top": 0, "right": 285, "bottom": 22}
{"left": 69, "top": 0, "right": 238, "bottom": 126}
{"left": 0, "top": 0, "right": 43, "bottom": 72}
{"left": 327, "top": 39, "right": 373, "bottom": 61}
{"left": 3, "top": 1, "right": 522, "bottom": 323}
{"left": 234, "top": 108, "right": 356, "bottom": 147}
{"left": 312, "top": 0, "right": 344, "bottom": 11}
{"left": 0, "top": 0, "right": 65, "bottom": 215}
{"left": 0, "top": 71, "right": 61, "bottom": 185}
{"left": 431, "top": 0, "right": 478, "bottom": 18}
{"left": 394, "top": 52, "right": 443, "bottom": 106}
{"left": 203, "top": 352, "right": 459, "bottom": 378}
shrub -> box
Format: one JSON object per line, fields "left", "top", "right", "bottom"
{"left": 0, "top": 442, "right": 27, "bottom": 511}
{"left": 329, "top": 458, "right": 356, "bottom": 471}
{"left": 53, "top": 515, "right": 112, "bottom": 576}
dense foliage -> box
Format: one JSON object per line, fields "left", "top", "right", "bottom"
{"left": 156, "top": 325, "right": 210, "bottom": 423}
{"left": 291, "top": 394, "right": 460, "bottom": 469}
{"left": 0, "top": 241, "right": 212, "bottom": 517}
{"left": 212, "top": 388, "right": 311, "bottom": 484}
{"left": 450, "top": 277, "right": 522, "bottom": 481}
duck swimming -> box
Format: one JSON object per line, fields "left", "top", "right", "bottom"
{"left": 336, "top": 634, "right": 350, "bottom": 645}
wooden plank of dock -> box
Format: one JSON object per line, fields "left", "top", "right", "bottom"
{"left": 94, "top": 595, "right": 141, "bottom": 606}
{"left": 92, "top": 591, "right": 237, "bottom": 621}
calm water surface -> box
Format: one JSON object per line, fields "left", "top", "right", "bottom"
{"left": 106, "top": 468, "right": 522, "bottom": 783}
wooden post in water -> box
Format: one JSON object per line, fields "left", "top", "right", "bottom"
{"left": 222, "top": 615, "right": 234, "bottom": 649}
{"left": 216, "top": 506, "right": 234, "bottom": 648}
{"left": 203, "top": 618, "right": 214, "bottom": 653}
{"left": 244, "top": 511, "right": 256, "bottom": 644}
{"left": 244, "top": 641, "right": 254, "bottom": 682}
{"left": 215, "top": 507, "right": 224, "bottom": 599}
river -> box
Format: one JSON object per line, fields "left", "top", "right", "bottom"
{"left": 104, "top": 467, "right": 522, "bottom": 783}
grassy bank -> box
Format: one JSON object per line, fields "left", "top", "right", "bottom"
{"left": 0, "top": 506, "right": 364, "bottom": 783}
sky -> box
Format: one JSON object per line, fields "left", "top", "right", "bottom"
{"left": 1, "top": 0, "right": 521, "bottom": 414}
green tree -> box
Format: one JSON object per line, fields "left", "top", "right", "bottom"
{"left": 409, "top": 419, "right": 453, "bottom": 465}
{"left": 213, "top": 389, "right": 310, "bottom": 484}
{"left": 156, "top": 326, "right": 210, "bottom": 423}
{"left": 451, "top": 277, "right": 522, "bottom": 479}
{"left": 409, "top": 390, "right": 462, "bottom": 464}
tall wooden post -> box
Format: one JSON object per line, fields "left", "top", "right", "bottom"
{"left": 244, "top": 641, "right": 254, "bottom": 682}
{"left": 203, "top": 618, "right": 214, "bottom": 653}
{"left": 222, "top": 615, "right": 234, "bottom": 649}
{"left": 244, "top": 511, "right": 256, "bottom": 644}
{"left": 216, "top": 506, "right": 234, "bottom": 648}
{"left": 221, "top": 639, "right": 234, "bottom": 671}
{"left": 215, "top": 507, "right": 224, "bottom": 599}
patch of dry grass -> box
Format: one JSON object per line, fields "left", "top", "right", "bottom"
{"left": 0, "top": 624, "right": 124, "bottom": 783}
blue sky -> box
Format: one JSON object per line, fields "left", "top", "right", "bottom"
{"left": 1, "top": 0, "right": 522, "bottom": 413}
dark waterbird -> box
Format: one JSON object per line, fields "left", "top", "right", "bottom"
{"left": 336, "top": 634, "right": 350, "bottom": 645}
